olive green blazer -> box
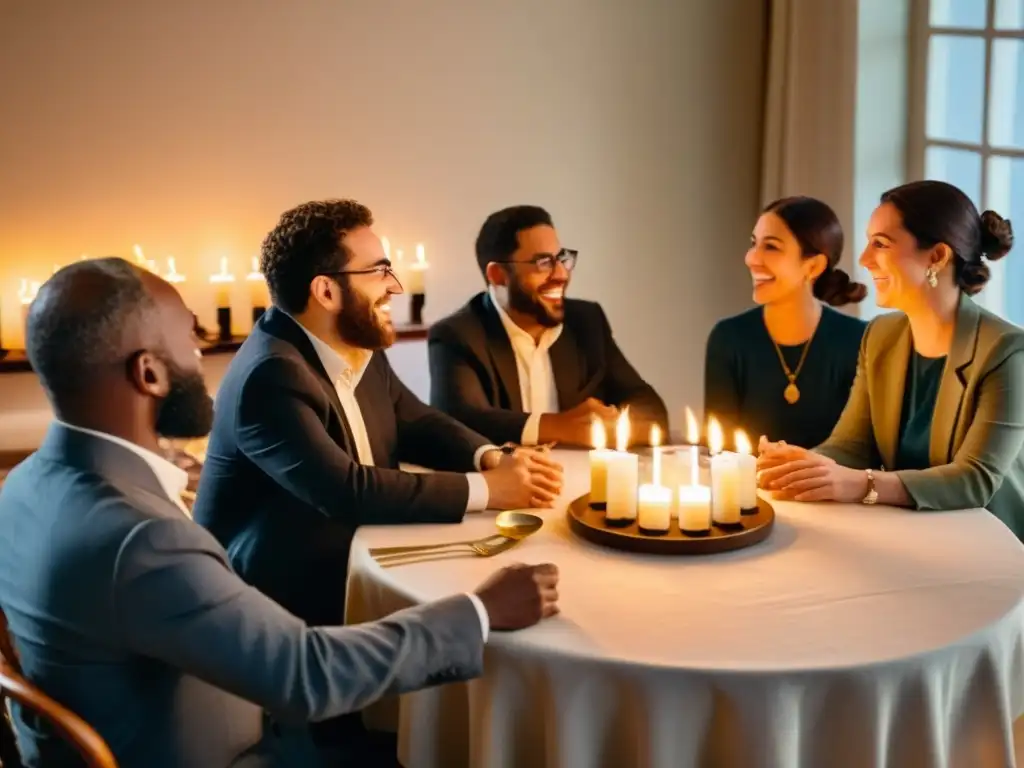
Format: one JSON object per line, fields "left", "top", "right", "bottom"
{"left": 816, "top": 294, "right": 1024, "bottom": 539}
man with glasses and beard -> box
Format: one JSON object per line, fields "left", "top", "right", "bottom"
{"left": 193, "top": 198, "right": 562, "bottom": 642}
{"left": 428, "top": 205, "right": 668, "bottom": 447}
{"left": 0, "top": 258, "right": 561, "bottom": 767}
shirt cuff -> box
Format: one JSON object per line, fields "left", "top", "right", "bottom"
{"left": 465, "top": 473, "right": 490, "bottom": 512}
{"left": 465, "top": 593, "right": 490, "bottom": 643}
{"left": 473, "top": 444, "right": 501, "bottom": 471}
{"left": 521, "top": 413, "right": 542, "bottom": 446}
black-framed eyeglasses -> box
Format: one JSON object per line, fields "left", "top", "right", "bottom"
{"left": 319, "top": 264, "right": 403, "bottom": 288}
{"left": 492, "top": 248, "right": 578, "bottom": 274}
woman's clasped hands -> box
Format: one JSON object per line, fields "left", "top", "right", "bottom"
{"left": 756, "top": 436, "right": 867, "bottom": 503}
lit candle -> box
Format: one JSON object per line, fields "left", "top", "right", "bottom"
{"left": 381, "top": 236, "right": 391, "bottom": 260}
{"left": 245, "top": 256, "right": 270, "bottom": 326}
{"left": 588, "top": 416, "right": 612, "bottom": 508}
{"left": 637, "top": 483, "right": 672, "bottom": 534}
{"left": 164, "top": 257, "right": 186, "bottom": 284}
{"left": 685, "top": 406, "right": 700, "bottom": 487}
{"left": 650, "top": 423, "right": 662, "bottom": 486}
{"left": 708, "top": 417, "right": 741, "bottom": 526}
{"left": 133, "top": 244, "right": 157, "bottom": 273}
{"left": 403, "top": 243, "right": 428, "bottom": 295}
{"left": 604, "top": 408, "right": 638, "bottom": 527}
{"left": 209, "top": 257, "right": 236, "bottom": 341}
{"left": 677, "top": 484, "right": 712, "bottom": 534}
{"left": 18, "top": 279, "right": 41, "bottom": 332}
{"left": 210, "top": 257, "right": 235, "bottom": 307}
{"left": 734, "top": 429, "right": 759, "bottom": 513}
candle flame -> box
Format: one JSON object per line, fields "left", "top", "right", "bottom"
{"left": 18, "top": 279, "right": 41, "bottom": 304}
{"left": 615, "top": 407, "right": 630, "bottom": 452}
{"left": 707, "top": 416, "right": 724, "bottom": 455}
{"left": 381, "top": 236, "right": 391, "bottom": 260}
{"left": 133, "top": 244, "right": 145, "bottom": 264}
{"left": 246, "top": 256, "right": 263, "bottom": 280}
{"left": 650, "top": 423, "right": 661, "bottom": 448}
{"left": 395, "top": 248, "right": 404, "bottom": 263}
{"left": 164, "top": 257, "right": 186, "bottom": 283}
{"left": 591, "top": 416, "right": 607, "bottom": 451}
{"left": 415, "top": 243, "right": 426, "bottom": 264}
{"left": 210, "top": 256, "right": 235, "bottom": 283}
{"left": 734, "top": 429, "right": 752, "bottom": 455}
{"left": 685, "top": 407, "right": 699, "bottom": 445}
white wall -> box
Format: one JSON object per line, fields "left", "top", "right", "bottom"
{"left": 0, "top": 0, "right": 765, "bottom": 448}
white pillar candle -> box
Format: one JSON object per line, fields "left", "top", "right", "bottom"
{"left": 733, "top": 429, "right": 759, "bottom": 512}
{"left": 210, "top": 257, "right": 235, "bottom": 308}
{"left": 677, "top": 484, "right": 712, "bottom": 533}
{"left": 404, "top": 244, "right": 428, "bottom": 294}
{"left": 589, "top": 416, "right": 612, "bottom": 507}
{"left": 638, "top": 483, "right": 672, "bottom": 534}
{"left": 708, "top": 417, "right": 741, "bottom": 526}
{"left": 605, "top": 409, "right": 638, "bottom": 526}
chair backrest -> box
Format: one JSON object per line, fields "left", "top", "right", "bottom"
{"left": 0, "top": 608, "right": 118, "bottom": 768}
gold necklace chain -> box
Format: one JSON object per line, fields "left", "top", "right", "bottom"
{"left": 769, "top": 319, "right": 820, "bottom": 405}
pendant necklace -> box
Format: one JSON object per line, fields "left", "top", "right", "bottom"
{"left": 769, "top": 321, "right": 819, "bottom": 405}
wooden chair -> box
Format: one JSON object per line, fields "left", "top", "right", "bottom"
{"left": 0, "top": 608, "right": 117, "bottom": 768}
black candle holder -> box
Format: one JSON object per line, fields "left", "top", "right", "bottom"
{"left": 252, "top": 306, "right": 266, "bottom": 326}
{"left": 410, "top": 293, "right": 425, "bottom": 326}
{"left": 216, "top": 307, "right": 232, "bottom": 341}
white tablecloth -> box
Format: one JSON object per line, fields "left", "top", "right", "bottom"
{"left": 346, "top": 449, "right": 1024, "bottom": 768}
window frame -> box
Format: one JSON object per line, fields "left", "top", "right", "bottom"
{"left": 908, "top": 0, "right": 1024, "bottom": 319}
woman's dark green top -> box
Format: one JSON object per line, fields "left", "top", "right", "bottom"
{"left": 703, "top": 306, "right": 867, "bottom": 449}
{"left": 894, "top": 352, "right": 946, "bottom": 471}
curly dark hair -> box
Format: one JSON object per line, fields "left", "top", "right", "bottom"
{"left": 260, "top": 199, "right": 374, "bottom": 313}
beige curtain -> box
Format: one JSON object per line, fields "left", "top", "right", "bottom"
{"left": 759, "top": 0, "right": 859, "bottom": 240}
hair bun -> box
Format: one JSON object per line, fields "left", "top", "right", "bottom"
{"left": 980, "top": 210, "right": 1014, "bottom": 261}
{"left": 813, "top": 267, "right": 867, "bottom": 307}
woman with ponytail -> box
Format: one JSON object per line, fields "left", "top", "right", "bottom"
{"left": 759, "top": 180, "right": 1024, "bottom": 540}
{"left": 704, "top": 196, "right": 867, "bottom": 449}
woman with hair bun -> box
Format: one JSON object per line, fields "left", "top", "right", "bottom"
{"left": 759, "top": 180, "right": 1024, "bottom": 539}
{"left": 704, "top": 196, "right": 867, "bottom": 449}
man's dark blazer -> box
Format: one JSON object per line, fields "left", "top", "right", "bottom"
{"left": 193, "top": 307, "right": 491, "bottom": 627}
{"left": 428, "top": 292, "right": 669, "bottom": 445}
{"left": 0, "top": 424, "right": 483, "bottom": 768}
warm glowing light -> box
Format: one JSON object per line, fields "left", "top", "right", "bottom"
{"left": 708, "top": 417, "right": 724, "bottom": 455}
{"left": 381, "top": 236, "right": 391, "bottom": 260}
{"left": 210, "top": 257, "right": 235, "bottom": 283}
{"left": 650, "top": 423, "right": 661, "bottom": 448}
{"left": 17, "top": 279, "right": 41, "bottom": 305}
{"left": 591, "top": 416, "right": 607, "bottom": 451}
{"left": 735, "top": 429, "right": 752, "bottom": 456}
{"left": 164, "top": 257, "right": 186, "bottom": 283}
{"left": 650, "top": 423, "right": 663, "bottom": 486}
{"left": 685, "top": 407, "right": 699, "bottom": 445}
{"left": 245, "top": 256, "right": 263, "bottom": 281}
{"left": 133, "top": 244, "right": 157, "bottom": 272}
{"left": 615, "top": 408, "right": 631, "bottom": 453}
{"left": 415, "top": 243, "right": 427, "bottom": 264}
{"left": 395, "top": 248, "right": 404, "bottom": 263}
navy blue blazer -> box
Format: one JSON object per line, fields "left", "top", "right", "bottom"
{"left": 193, "top": 307, "right": 490, "bottom": 626}
{"left": 0, "top": 424, "right": 484, "bottom": 767}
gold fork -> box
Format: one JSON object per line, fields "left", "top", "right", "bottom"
{"left": 369, "top": 533, "right": 508, "bottom": 558}
{"left": 373, "top": 536, "right": 520, "bottom": 567}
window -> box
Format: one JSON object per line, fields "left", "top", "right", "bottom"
{"left": 909, "top": 0, "right": 1024, "bottom": 324}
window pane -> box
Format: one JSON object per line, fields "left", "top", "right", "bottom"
{"left": 985, "top": 156, "right": 1023, "bottom": 325}
{"left": 990, "top": 39, "right": 1024, "bottom": 148}
{"left": 996, "top": 0, "right": 1024, "bottom": 29}
{"left": 927, "top": 35, "right": 986, "bottom": 143}
{"left": 925, "top": 146, "right": 982, "bottom": 206}
{"left": 931, "top": 0, "right": 986, "bottom": 28}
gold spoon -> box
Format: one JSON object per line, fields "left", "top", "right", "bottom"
{"left": 369, "top": 510, "right": 544, "bottom": 557}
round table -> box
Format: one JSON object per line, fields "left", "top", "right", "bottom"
{"left": 346, "top": 449, "right": 1024, "bottom": 768}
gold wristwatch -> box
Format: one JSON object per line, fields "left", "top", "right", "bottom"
{"left": 862, "top": 468, "right": 879, "bottom": 505}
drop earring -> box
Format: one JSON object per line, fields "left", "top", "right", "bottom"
{"left": 925, "top": 266, "right": 938, "bottom": 288}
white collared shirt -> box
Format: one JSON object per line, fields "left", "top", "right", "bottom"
{"left": 56, "top": 421, "right": 192, "bottom": 518}
{"left": 488, "top": 287, "right": 563, "bottom": 445}
{"left": 290, "top": 318, "right": 494, "bottom": 512}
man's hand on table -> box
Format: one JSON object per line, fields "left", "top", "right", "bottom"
{"left": 474, "top": 563, "right": 560, "bottom": 631}
{"left": 481, "top": 449, "right": 564, "bottom": 509}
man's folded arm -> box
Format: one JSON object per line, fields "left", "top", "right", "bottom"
{"left": 236, "top": 356, "right": 467, "bottom": 524}
{"left": 112, "top": 515, "right": 485, "bottom": 724}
